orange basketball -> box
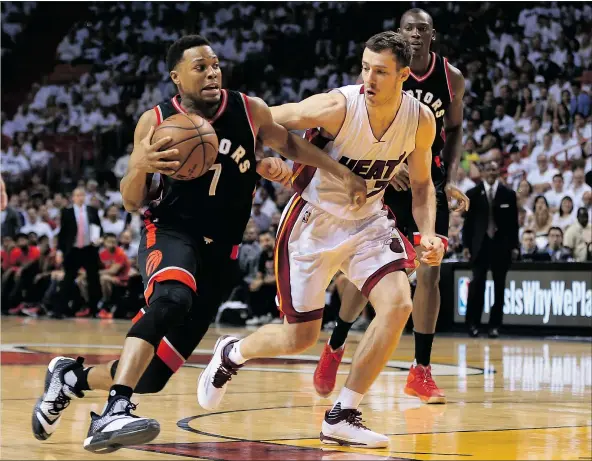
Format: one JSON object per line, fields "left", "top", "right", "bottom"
{"left": 152, "top": 113, "right": 218, "bottom": 181}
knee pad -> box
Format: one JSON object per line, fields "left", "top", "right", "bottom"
{"left": 127, "top": 281, "right": 194, "bottom": 348}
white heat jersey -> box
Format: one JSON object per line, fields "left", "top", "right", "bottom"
{"left": 293, "top": 84, "right": 421, "bottom": 220}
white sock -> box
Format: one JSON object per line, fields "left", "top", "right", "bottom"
{"left": 332, "top": 387, "right": 364, "bottom": 411}
{"left": 227, "top": 340, "right": 247, "bottom": 365}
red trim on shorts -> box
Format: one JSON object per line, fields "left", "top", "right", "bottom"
{"left": 413, "top": 232, "right": 449, "bottom": 251}
{"left": 409, "top": 52, "right": 436, "bottom": 82}
{"left": 434, "top": 156, "right": 442, "bottom": 168}
{"left": 359, "top": 85, "right": 365, "bottom": 94}
{"left": 132, "top": 307, "right": 146, "bottom": 324}
{"left": 240, "top": 93, "right": 257, "bottom": 149}
{"left": 154, "top": 106, "right": 163, "bottom": 125}
{"left": 144, "top": 219, "right": 157, "bottom": 249}
{"left": 443, "top": 57, "right": 455, "bottom": 101}
{"left": 156, "top": 337, "right": 185, "bottom": 372}
{"left": 274, "top": 196, "right": 322, "bottom": 324}
{"left": 361, "top": 258, "right": 416, "bottom": 298}
{"left": 144, "top": 267, "right": 197, "bottom": 303}
{"left": 230, "top": 245, "right": 239, "bottom": 260}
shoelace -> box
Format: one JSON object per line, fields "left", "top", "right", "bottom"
{"left": 112, "top": 401, "right": 139, "bottom": 417}
{"left": 419, "top": 368, "right": 438, "bottom": 392}
{"left": 345, "top": 409, "right": 369, "bottom": 430}
{"left": 319, "top": 348, "right": 341, "bottom": 372}
{"left": 212, "top": 363, "right": 238, "bottom": 388}
{"left": 47, "top": 388, "right": 72, "bottom": 416}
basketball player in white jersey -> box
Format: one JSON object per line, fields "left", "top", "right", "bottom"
{"left": 198, "top": 31, "right": 444, "bottom": 448}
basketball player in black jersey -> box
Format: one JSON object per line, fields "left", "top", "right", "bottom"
{"left": 313, "top": 9, "right": 469, "bottom": 404}
{"left": 32, "top": 35, "right": 366, "bottom": 453}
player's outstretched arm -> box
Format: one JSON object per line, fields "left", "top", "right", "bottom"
{"left": 270, "top": 92, "right": 346, "bottom": 136}
{"left": 120, "top": 110, "right": 180, "bottom": 212}
{"left": 408, "top": 105, "right": 442, "bottom": 265}
{"left": 250, "top": 96, "right": 367, "bottom": 211}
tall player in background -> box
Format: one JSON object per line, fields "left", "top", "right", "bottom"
{"left": 314, "top": 9, "right": 469, "bottom": 404}
{"left": 31, "top": 35, "right": 366, "bottom": 454}
{"left": 198, "top": 32, "right": 444, "bottom": 448}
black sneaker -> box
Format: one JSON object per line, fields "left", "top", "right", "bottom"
{"left": 83, "top": 396, "right": 160, "bottom": 453}
{"left": 32, "top": 356, "right": 85, "bottom": 440}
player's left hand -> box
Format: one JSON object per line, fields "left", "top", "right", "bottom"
{"left": 419, "top": 235, "right": 445, "bottom": 266}
{"left": 445, "top": 184, "right": 470, "bottom": 212}
{"left": 257, "top": 157, "right": 292, "bottom": 187}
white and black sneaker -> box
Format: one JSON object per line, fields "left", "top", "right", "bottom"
{"left": 197, "top": 335, "right": 242, "bottom": 411}
{"left": 32, "top": 356, "right": 85, "bottom": 440}
{"left": 320, "top": 404, "right": 389, "bottom": 448}
{"left": 83, "top": 396, "right": 160, "bottom": 453}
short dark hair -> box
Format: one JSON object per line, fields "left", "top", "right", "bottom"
{"left": 104, "top": 233, "right": 117, "bottom": 240}
{"left": 549, "top": 226, "right": 563, "bottom": 236}
{"left": 552, "top": 173, "right": 563, "bottom": 181}
{"left": 523, "top": 229, "right": 535, "bottom": 237}
{"left": 400, "top": 8, "right": 433, "bottom": 27}
{"left": 167, "top": 35, "right": 211, "bottom": 72}
{"left": 365, "top": 31, "right": 412, "bottom": 69}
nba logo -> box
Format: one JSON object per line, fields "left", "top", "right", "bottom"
{"left": 458, "top": 277, "right": 470, "bottom": 316}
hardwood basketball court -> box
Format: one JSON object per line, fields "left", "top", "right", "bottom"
{"left": 1, "top": 317, "right": 590, "bottom": 460}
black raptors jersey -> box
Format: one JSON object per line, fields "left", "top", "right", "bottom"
{"left": 147, "top": 90, "right": 258, "bottom": 244}
{"left": 403, "top": 52, "right": 454, "bottom": 186}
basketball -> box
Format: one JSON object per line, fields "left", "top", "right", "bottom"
{"left": 152, "top": 113, "right": 218, "bottom": 181}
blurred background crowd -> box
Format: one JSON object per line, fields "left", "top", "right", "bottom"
{"left": 1, "top": 2, "right": 591, "bottom": 325}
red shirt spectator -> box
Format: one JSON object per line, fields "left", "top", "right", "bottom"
{"left": 100, "top": 245, "right": 130, "bottom": 282}
{"left": 8, "top": 245, "right": 41, "bottom": 268}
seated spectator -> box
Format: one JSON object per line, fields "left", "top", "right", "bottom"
{"left": 251, "top": 198, "right": 271, "bottom": 232}
{"left": 531, "top": 195, "right": 554, "bottom": 249}
{"left": 520, "top": 229, "right": 551, "bottom": 261}
{"left": 456, "top": 166, "right": 476, "bottom": 193}
{"left": 1, "top": 235, "right": 15, "bottom": 271}
{"left": 113, "top": 143, "right": 132, "bottom": 180}
{"left": 96, "top": 233, "right": 130, "bottom": 318}
{"left": 552, "top": 126, "right": 583, "bottom": 167}
{"left": 20, "top": 206, "right": 53, "bottom": 239}
{"left": 544, "top": 173, "right": 569, "bottom": 210}
{"left": 516, "top": 179, "right": 535, "bottom": 211}
{"left": 543, "top": 226, "right": 573, "bottom": 261}
{"left": 552, "top": 196, "right": 577, "bottom": 231}
{"left": 118, "top": 229, "right": 138, "bottom": 260}
{"left": 101, "top": 204, "right": 125, "bottom": 236}
{"left": 564, "top": 207, "right": 592, "bottom": 262}
{"left": 527, "top": 154, "right": 560, "bottom": 194}
{"left": 529, "top": 132, "right": 556, "bottom": 166}
{"left": 506, "top": 149, "right": 532, "bottom": 190}
{"left": 566, "top": 167, "right": 591, "bottom": 208}
{"left": 247, "top": 232, "right": 278, "bottom": 325}
{"left": 1, "top": 233, "right": 41, "bottom": 312}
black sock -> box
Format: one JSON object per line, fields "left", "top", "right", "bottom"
{"left": 414, "top": 331, "right": 434, "bottom": 367}
{"left": 108, "top": 384, "right": 133, "bottom": 403}
{"left": 329, "top": 317, "right": 354, "bottom": 350}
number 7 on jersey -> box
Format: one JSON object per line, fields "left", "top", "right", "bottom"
{"left": 208, "top": 164, "right": 222, "bottom": 196}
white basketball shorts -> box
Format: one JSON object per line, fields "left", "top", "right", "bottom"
{"left": 274, "top": 194, "right": 417, "bottom": 324}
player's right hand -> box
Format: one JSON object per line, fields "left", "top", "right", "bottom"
{"left": 344, "top": 172, "right": 367, "bottom": 211}
{"left": 390, "top": 163, "right": 410, "bottom": 191}
{"left": 132, "top": 126, "right": 182, "bottom": 175}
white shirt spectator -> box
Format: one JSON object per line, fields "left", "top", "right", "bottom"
{"left": 527, "top": 166, "right": 560, "bottom": 189}
{"left": 97, "top": 87, "right": 120, "bottom": 107}
{"left": 529, "top": 141, "right": 560, "bottom": 166}
{"left": 21, "top": 219, "right": 53, "bottom": 240}
{"left": 113, "top": 155, "right": 130, "bottom": 179}
{"left": 101, "top": 218, "right": 126, "bottom": 236}
{"left": 57, "top": 35, "right": 82, "bottom": 62}
{"left": 507, "top": 158, "right": 532, "bottom": 189}
{"left": 29, "top": 148, "right": 53, "bottom": 169}
{"left": 492, "top": 114, "right": 516, "bottom": 138}
{"left": 552, "top": 137, "right": 582, "bottom": 163}
{"left": 566, "top": 183, "right": 592, "bottom": 208}
{"left": 552, "top": 212, "right": 576, "bottom": 231}
{"left": 457, "top": 176, "right": 476, "bottom": 194}
{"left": 545, "top": 188, "right": 573, "bottom": 209}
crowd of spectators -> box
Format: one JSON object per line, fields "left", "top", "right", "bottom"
{"left": 1, "top": 2, "right": 591, "bottom": 324}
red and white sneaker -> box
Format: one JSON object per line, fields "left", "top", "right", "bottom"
{"left": 404, "top": 364, "right": 446, "bottom": 404}
{"left": 313, "top": 343, "right": 345, "bottom": 397}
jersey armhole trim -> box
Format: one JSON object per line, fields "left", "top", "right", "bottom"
{"left": 443, "top": 58, "right": 455, "bottom": 102}
{"left": 154, "top": 106, "right": 163, "bottom": 126}
{"left": 240, "top": 93, "right": 257, "bottom": 151}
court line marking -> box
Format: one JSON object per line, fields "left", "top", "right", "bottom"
{"left": 0, "top": 343, "right": 485, "bottom": 376}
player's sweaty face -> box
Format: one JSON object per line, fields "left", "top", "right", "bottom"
{"left": 399, "top": 14, "right": 433, "bottom": 54}
{"left": 173, "top": 46, "right": 222, "bottom": 103}
{"left": 361, "top": 49, "right": 407, "bottom": 105}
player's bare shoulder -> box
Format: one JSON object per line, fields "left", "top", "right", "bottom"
{"left": 134, "top": 109, "right": 158, "bottom": 143}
